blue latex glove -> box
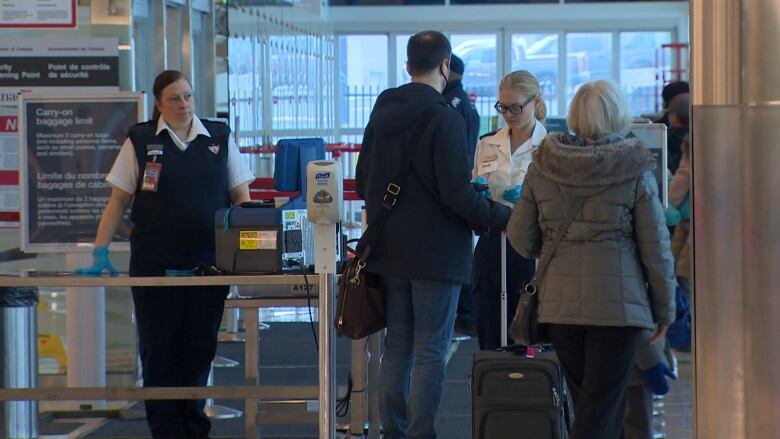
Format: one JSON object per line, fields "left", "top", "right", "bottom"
{"left": 471, "top": 176, "right": 492, "bottom": 198}
{"left": 74, "top": 247, "right": 118, "bottom": 276}
{"left": 502, "top": 185, "right": 522, "bottom": 204}
{"left": 665, "top": 204, "right": 682, "bottom": 226}
{"left": 642, "top": 362, "right": 676, "bottom": 395}
{"left": 666, "top": 195, "right": 690, "bottom": 226}
{"left": 678, "top": 196, "right": 690, "bottom": 221}
{"left": 165, "top": 268, "right": 198, "bottom": 276}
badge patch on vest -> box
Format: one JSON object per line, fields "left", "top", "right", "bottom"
{"left": 208, "top": 144, "right": 220, "bottom": 155}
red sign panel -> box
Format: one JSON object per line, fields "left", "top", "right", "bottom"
{"left": 0, "top": 116, "right": 17, "bottom": 133}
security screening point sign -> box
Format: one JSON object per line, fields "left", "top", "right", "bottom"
{"left": 18, "top": 93, "right": 144, "bottom": 252}
{"left": 0, "top": 38, "right": 119, "bottom": 106}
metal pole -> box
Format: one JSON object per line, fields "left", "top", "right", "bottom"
{"left": 316, "top": 223, "right": 337, "bottom": 439}
{"left": 0, "top": 287, "right": 38, "bottom": 439}
{"left": 500, "top": 232, "right": 507, "bottom": 347}
{"left": 738, "top": 1, "right": 780, "bottom": 437}
{"left": 690, "top": 0, "right": 743, "bottom": 438}
{"left": 244, "top": 308, "right": 259, "bottom": 438}
{"left": 153, "top": 0, "right": 167, "bottom": 72}
{"left": 362, "top": 206, "right": 381, "bottom": 439}
{"left": 349, "top": 331, "right": 368, "bottom": 436}
{"left": 319, "top": 271, "right": 337, "bottom": 439}
{"left": 691, "top": 0, "right": 780, "bottom": 436}
{"left": 65, "top": 253, "right": 106, "bottom": 408}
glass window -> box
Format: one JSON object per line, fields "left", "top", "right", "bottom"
{"left": 228, "top": 36, "right": 261, "bottom": 143}
{"left": 271, "top": 35, "right": 296, "bottom": 130}
{"left": 451, "top": 34, "right": 497, "bottom": 120}
{"left": 330, "top": 0, "right": 442, "bottom": 4}
{"left": 619, "top": 31, "right": 672, "bottom": 115}
{"left": 566, "top": 33, "right": 612, "bottom": 103}
{"left": 395, "top": 34, "right": 412, "bottom": 86}
{"left": 512, "top": 33, "right": 559, "bottom": 116}
{"left": 452, "top": 0, "right": 555, "bottom": 3}
{"left": 565, "top": 0, "right": 685, "bottom": 2}
{"left": 339, "top": 35, "right": 388, "bottom": 129}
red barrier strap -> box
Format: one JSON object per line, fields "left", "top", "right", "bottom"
{"left": 239, "top": 143, "right": 362, "bottom": 155}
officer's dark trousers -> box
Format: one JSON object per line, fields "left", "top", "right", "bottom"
{"left": 473, "top": 231, "right": 535, "bottom": 351}
{"left": 132, "top": 285, "right": 229, "bottom": 439}
{"left": 548, "top": 324, "right": 644, "bottom": 439}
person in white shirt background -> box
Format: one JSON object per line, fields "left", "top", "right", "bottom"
{"left": 471, "top": 70, "right": 547, "bottom": 350}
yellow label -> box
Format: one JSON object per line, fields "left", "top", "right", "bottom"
{"left": 240, "top": 231, "right": 260, "bottom": 250}
{"left": 239, "top": 230, "right": 277, "bottom": 250}
{"left": 284, "top": 211, "right": 296, "bottom": 220}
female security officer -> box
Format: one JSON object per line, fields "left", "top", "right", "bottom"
{"left": 471, "top": 70, "right": 547, "bottom": 350}
{"left": 76, "top": 70, "right": 254, "bottom": 438}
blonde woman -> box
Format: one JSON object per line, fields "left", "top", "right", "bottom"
{"left": 471, "top": 70, "right": 547, "bottom": 350}
{"left": 507, "top": 80, "right": 675, "bottom": 438}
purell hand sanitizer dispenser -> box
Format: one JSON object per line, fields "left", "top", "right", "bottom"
{"left": 306, "top": 160, "right": 343, "bottom": 226}
{"left": 305, "top": 159, "right": 342, "bottom": 438}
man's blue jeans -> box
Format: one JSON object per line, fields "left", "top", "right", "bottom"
{"left": 379, "top": 276, "right": 460, "bottom": 439}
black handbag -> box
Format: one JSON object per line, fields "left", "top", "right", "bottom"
{"left": 510, "top": 196, "right": 586, "bottom": 346}
{"left": 335, "top": 243, "right": 386, "bottom": 339}
{"left": 334, "top": 107, "right": 438, "bottom": 340}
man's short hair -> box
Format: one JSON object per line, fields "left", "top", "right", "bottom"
{"left": 661, "top": 81, "right": 689, "bottom": 107}
{"left": 567, "top": 80, "right": 632, "bottom": 139}
{"left": 449, "top": 54, "right": 465, "bottom": 75}
{"left": 407, "top": 31, "right": 451, "bottom": 75}
{"left": 668, "top": 92, "right": 690, "bottom": 126}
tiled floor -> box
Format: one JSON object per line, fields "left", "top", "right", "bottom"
{"left": 439, "top": 335, "right": 693, "bottom": 439}
{"left": 662, "top": 349, "right": 694, "bottom": 438}
{"left": 32, "top": 293, "right": 694, "bottom": 438}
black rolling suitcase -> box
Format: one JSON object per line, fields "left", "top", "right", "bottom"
{"left": 472, "top": 348, "right": 571, "bottom": 439}
{"left": 471, "top": 233, "right": 572, "bottom": 439}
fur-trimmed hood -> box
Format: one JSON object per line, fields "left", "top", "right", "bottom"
{"left": 532, "top": 132, "right": 656, "bottom": 188}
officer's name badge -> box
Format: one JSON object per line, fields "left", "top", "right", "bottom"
{"left": 146, "top": 144, "right": 163, "bottom": 156}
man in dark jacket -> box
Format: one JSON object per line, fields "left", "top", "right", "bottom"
{"left": 355, "top": 30, "right": 510, "bottom": 439}
{"left": 443, "top": 54, "right": 480, "bottom": 168}
{"left": 443, "top": 54, "right": 481, "bottom": 337}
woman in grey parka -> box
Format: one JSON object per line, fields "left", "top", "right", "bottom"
{"left": 507, "top": 79, "right": 676, "bottom": 439}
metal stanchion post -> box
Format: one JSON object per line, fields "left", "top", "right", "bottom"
{"left": 306, "top": 159, "right": 342, "bottom": 439}
{"left": 361, "top": 206, "right": 382, "bottom": 439}
{"left": 0, "top": 287, "right": 39, "bottom": 439}
{"left": 500, "top": 232, "right": 507, "bottom": 347}
{"left": 366, "top": 332, "right": 382, "bottom": 439}
{"left": 315, "top": 222, "right": 337, "bottom": 439}
{"left": 65, "top": 252, "right": 106, "bottom": 408}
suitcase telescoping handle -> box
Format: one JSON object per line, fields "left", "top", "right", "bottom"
{"left": 501, "top": 232, "right": 539, "bottom": 357}
{"left": 500, "top": 232, "right": 508, "bottom": 347}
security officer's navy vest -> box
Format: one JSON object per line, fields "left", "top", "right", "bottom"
{"left": 443, "top": 79, "right": 479, "bottom": 168}
{"left": 127, "top": 119, "right": 230, "bottom": 275}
